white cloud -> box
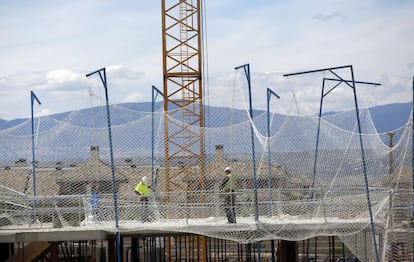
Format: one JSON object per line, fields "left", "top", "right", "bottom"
{"left": 312, "top": 12, "right": 347, "bottom": 22}
{"left": 122, "top": 92, "right": 145, "bottom": 103}
{"left": 45, "top": 69, "right": 86, "bottom": 91}
{"left": 107, "top": 65, "right": 144, "bottom": 80}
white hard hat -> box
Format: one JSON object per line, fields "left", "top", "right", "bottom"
{"left": 224, "top": 167, "right": 231, "bottom": 173}
{"left": 142, "top": 176, "right": 148, "bottom": 184}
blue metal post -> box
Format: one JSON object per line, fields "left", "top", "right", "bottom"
{"left": 85, "top": 68, "right": 121, "bottom": 262}
{"left": 235, "top": 63, "right": 259, "bottom": 222}
{"left": 312, "top": 79, "right": 325, "bottom": 187}
{"left": 349, "top": 66, "right": 380, "bottom": 262}
{"left": 411, "top": 76, "right": 414, "bottom": 262}
{"left": 266, "top": 88, "right": 280, "bottom": 216}
{"left": 151, "top": 85, "right": 164, "bottom": 188}
{"left": 30, "top": 91, "right": 41, "bottom": 223}
{"left": 308, "top": 78, "right": 342, "bottom": 260}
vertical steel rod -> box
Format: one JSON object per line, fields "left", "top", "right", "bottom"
{"left": 85, "top": 68, "right": 121, "bottom": 262}
{"left": 266, "top": 88, "right": 280, "bottom": 216}
{"left": 152, "top": 86, "right": 164, "bottom": 187}
{"left": 30, "top": 91, "right": 41, "bottom": 223}
{"left": 349, "top": 67, "right": 380, "bottom": 262}
{"left": 235, "top": 63, "right": 259, "bottom": 222}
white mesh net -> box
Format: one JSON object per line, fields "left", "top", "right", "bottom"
{"left": 0, "top": 70, "right": 412, "bottom": 261}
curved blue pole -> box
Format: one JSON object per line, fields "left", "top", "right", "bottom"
{"left": 266, "top": 88, "right": 280, "bottom": 216}
{"left": 85, "top": 68, "right": 121, "bottom": 262}
{"left": 30, "top": 91, "right": 41, "bottom": 223}
{"left": 349, "top": 66, "right": 380, "bottom": 262}
{"left": 151, "top": 85, "right": 164, "bottom": 188}
{"left": 411, "top": 77, "right": 414, "bottom": 241}
{"left": 307, "top": 78, "right": 341, "bottom": 260}
{"left": 235, "top": 63, "right": 258, "bottom": 222}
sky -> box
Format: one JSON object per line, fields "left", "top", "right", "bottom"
{"left": 0, "top": 0, "right": 413, "bottom": 120}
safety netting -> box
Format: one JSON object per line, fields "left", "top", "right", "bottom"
{"left": 0, "top": 68, "right": 412, "bottom": 261}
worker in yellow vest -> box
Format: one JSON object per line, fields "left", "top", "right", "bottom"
{"left": 134, "top": 176, "right": 152, "bottom": 222}
{"left": 220, "top": 167, "right": 237, "bottom": 223}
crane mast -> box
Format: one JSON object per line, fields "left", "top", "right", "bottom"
{"left": 161, "top": 0, "right": 205, "bottom": 197}
{"left": 161, "top": 1, "right": 207, "bottom": 260}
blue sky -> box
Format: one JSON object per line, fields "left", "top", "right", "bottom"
{"left": 0, "top": 0, "right": 413, "bottom": 120}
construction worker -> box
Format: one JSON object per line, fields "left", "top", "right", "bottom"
{"left": 220, "top": 166, "right": 237, "bottom": 223}
{"left": 134, "top": 176, "right": 152, "bottom": 222}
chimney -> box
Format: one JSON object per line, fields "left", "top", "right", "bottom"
{"left": 215, "top": 145, "right": 225, "bottom": 162}
{"left": 15, "top": 158, "right": 27, "bottom": 167}
{"left": 55, "top": 161, "right": 62, "bottom": 170}
{"left": 90, "top": 146, "right": 99, "bottom": 160}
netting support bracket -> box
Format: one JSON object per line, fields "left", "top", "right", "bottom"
{"left": 30, "top": 90, "right": 41, "bottom": 223}
{"left": 283, "top": 65, "right": 381, "bottom": 262}
{"left": 235, "top": 63, "right": 259, "bottom": 222}
{"left": 314, "top": 76, "right": 380, "bottom": 187}
{"left": 152, "top": 85, "right": 164, "bottom": 190}
{"left": 85, "top": 67, "right": 121, "bottom": 262}
{"left": 411, "top": 77, "right": 414, "bottom": 225}
{"left": 266, "top": 88, "right": 280, "bottom": 217}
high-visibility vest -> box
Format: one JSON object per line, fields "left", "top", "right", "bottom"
{"left": 222, "top": 173, "right": 237, "bottom": 192}
{"left": 135, "top": 182, "right": 150, "bottom": 197}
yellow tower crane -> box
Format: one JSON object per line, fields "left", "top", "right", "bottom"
{"left": 161, "top": 0, "right": 207, "bottom": 260}
{"left": 161, "top": 0, "right": 206, "bottom": 205}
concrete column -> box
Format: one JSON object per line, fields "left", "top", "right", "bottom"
{"left": 131, "top": 237, "right": 138, "bottom": 262}
{"left": 279, "top": 240, "right": 297, "bottom": 262}
{"left": 0, "top": 243, "right": 14, "bottom": 261}
{"left": 108, "top": 239, "right": 115, "bottom": 262}
{"left": 50, "top": 242, "right": 59, "bottom": 262}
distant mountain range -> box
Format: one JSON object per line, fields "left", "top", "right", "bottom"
{"left": 0, "top": 101, "right": 411, "bottom": 177}
{"left": 0, "top": 101, "right": 411, "bottom": 133}
{"left": 366, "top": 102, "right": 411, "bottom": 133}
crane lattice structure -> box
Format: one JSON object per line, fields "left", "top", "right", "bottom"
{"left": 161, "top": 0, "right": 205, "bottom": 197}
{"left": 161, "top": 1, "right": 207, "bottom": 260}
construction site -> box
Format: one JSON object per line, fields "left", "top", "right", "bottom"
{"left": 1, "top": 0, "right": 414, "bottom": 261}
